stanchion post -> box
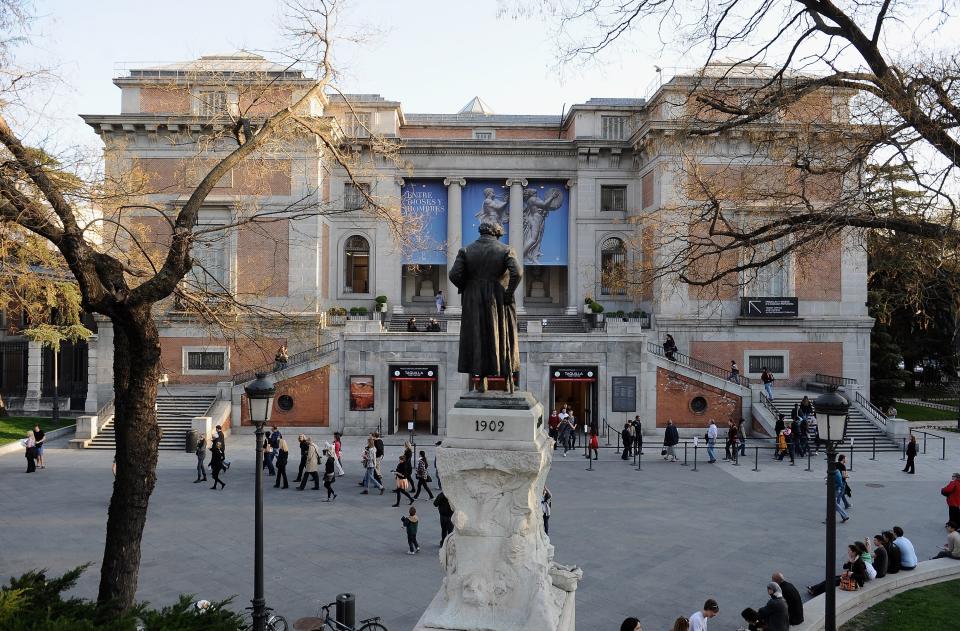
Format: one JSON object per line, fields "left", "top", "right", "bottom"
{"left": 682, "top": 441, "right": 688, "bottom": 466}
{"left": 942, "top": 436, "right": 946, "bottom": 461}
{"left": 753, "top": 446, "right": 759, "bottom": 472}
{"left": 870, "top": 436, "right": 876, "bottom": 461}
{"left": 806, "top": 447, "right": 812, "bottom": 472}
{"left": 923, "top": 432, "right": 927, "bottom": 455}
{"left": 848, "top": 442, "right": 854, "bottom": 472}
{"left": 636, "top": 445, "right": 643, "bottom": 471}
{"left": 901, "top": 437, "right": 906, "bottom": 460}
{"left": 692, "top": 445, "right": 698, "bottom": 472}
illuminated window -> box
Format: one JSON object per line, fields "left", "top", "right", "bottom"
{"left": 344, "top": 235, "right": 370, "bottom": 294}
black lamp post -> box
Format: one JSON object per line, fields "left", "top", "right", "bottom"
{"left": 814, "top": 391, "right": 849, "bottom": 631}
{"left": 244, "top": 373, "right": 276, "bottom": 631}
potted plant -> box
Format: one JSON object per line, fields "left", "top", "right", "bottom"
{"left": 375, "top": 295, "right": 388, "bottom": 312}
{"left": 583, "top": 296, "right": 594, "bottom": 315}
{"left": 589, "top": 301, "right": 605, "bottom": 327}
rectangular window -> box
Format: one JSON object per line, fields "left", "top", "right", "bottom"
{"left": 748, "top": 355, "right": 785, "bottom": 374}
{"left": 473, "top": 130, "right": 494, "bottom": 140}
{"left": 342, "top": 111, "right": 372, "bottom": 137}
{"left": 189, "top": 227, "right": 229, "bottom": 292}
{"left": 187, "top": 351, "right": 226, "bottom": 371}
{"left": 197, "top": 91, "right": 228, "bottom": 117}
{"left": 344, "top": 183, "right": 371, "bottom": 210}
{"left": 600, "top": 186, "right": 627, "bottom": 211}
{"left": 600, "top": 115, "right": 627, "bottom": 140}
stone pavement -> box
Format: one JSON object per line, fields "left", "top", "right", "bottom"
{"left": 1, "top": 430, "right": 958, "bottom": 631}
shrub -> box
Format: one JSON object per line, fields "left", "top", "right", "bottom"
{"left": 590, "top": 302, "right": 605, "bottom": 314}
{"left": 375, "top": 295, "right": 387, "bottom": 304}
{"left": 356, "top": 306, "right": 369, "bottom": 316}
{"left": 0, "top": 566, "right": 246, "bottom": 630}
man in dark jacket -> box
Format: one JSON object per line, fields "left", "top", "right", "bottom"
{"left": 772, "top": 572, "right": 803, "bottom": 626}
{"left": 621, "top": 422, "right": 633, "bottom": 460}
{"left": 295, "top": 433, "right": 309, "bottom": 483}
{"left": 755, "top": 582, "right": 789, "bottom": 631}
{"left": 434, "top": 491, "right": 455, "bottom": 544}
{"left": 663, "top": 420, "right": 679, "bottom": 461}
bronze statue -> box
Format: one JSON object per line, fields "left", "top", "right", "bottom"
{"left": 449, "top": 221, "right": 522, "bottom": 393}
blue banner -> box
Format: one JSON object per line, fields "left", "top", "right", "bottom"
{"left": 522, "top": 180, "right": 568, "bottom": 266}
{"left": 401, "top": 180, "right": 447, "bottom": 265}
{"left": 462, "top": 180, "right": 510, "bottom": 245}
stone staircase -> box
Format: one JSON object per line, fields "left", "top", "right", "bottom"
{"left": 386, "top": 313, "right": 588, "bottom": 334}
{"left": 767, "top": 392, "right": 901, "bottom": 452}
{"left": 87, "top": 394, "right": 216, "bottom": 451}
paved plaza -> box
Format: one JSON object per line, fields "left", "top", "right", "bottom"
{"left": 1, "top": 430, "right": 958, "bottom": 630}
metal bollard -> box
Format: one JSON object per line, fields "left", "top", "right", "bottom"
{"left": 870, "top": 436, "right": 876, "bottom": 461}
{"left": 586, "top": 449, "right": 594, "bottom": 472}
{"left": 636, "top": 446, "right": 643, "bottom": 471}
{"left": 902, "top": 437, "right": 906, "bottom": 460}
{"left": 753, "top": 446, "right": 759, "bottom": 472}
{"left": 942, "top": 437, "right": 946, "bottom": 461}
{"left": 336, "top": 593, "right": 356, "bottom": 627}
{"left": 923, "top": 433, "right": 928, "bottom": 455}
{"left": 849, "top": 444, "right": 854, "bottom": 472}
{"left": 682, "top": 441, "right": 689, "bottom": 466}
{"left": 805, "top": 448, "right": 812, "bottom": 472}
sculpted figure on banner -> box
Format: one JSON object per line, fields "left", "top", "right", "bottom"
{"left": 475, "top": 187, "right": 510, "bottom": 227}
{"left": 522, "top": 187, "right": 564, "bottom": 263}
{"left": 449, "top": 221, "right": 521, "bottom": 393}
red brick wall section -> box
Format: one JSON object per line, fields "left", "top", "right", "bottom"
{"left": 642, "top": 171, "right": 654, "bottom": 208}
{"left": 138, "top": 158, "right": 292, "bottom": 196}
{"left": 236, "top": 219, "right": 289, "bottom": 297}
{"left": 140, "top": 87, "right": 191, "bottom": 113}
{"left": 690, "top": 341, "right": 843, "bottom": 387}
{"left": 400, "top": 127, "right": 472, "bottom": 139}
{"left": 159, "top": 336, "right": 285, "bottom": 384}
{"left": 656, "top": 367, "right": 742, "bottom": 428}
{"left": 795, "top": 237, "right": 842, "bottom": 301}
{"left": 240, "top": 366, "right": 330, "bottom": 427}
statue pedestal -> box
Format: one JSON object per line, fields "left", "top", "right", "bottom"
{"left": 414, "top": 392, "right": 582, "bottom": 631}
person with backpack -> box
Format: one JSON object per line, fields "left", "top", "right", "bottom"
{"left": 413, "top": 450, "right": 435, "bottom": 500}
{"left": 402, "top": 506, "right": 421, "bottom": 554}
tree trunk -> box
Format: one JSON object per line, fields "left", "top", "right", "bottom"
{"left": 96, "top": 306, "right": 162, "bottom": 613}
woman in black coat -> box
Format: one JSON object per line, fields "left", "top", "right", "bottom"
{"left": 210, "top": 442, "right": 226, "bottom": 490}
{"left": 902, "top": 435, "right": 917, "bottom": 474}
{"left": 274, "top": 438, "right": 289, "bottom": 488}
{"left": 322, "top": 449, "right": 337, "bottom": 501}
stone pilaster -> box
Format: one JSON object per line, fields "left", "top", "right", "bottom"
{"left": 23, "top": 340, "right": 42, "bottom": 412}
{"left": 84, "top": 335, "right": 98, "bottom": 413}
{"left": 506, "top": 178, "right": 527, "bottom": 313}
{"left": 444, "top": 177, "right": 466, "bottom": 314}
{"left": 565, "top": 179, "right": 578, "bottom": 314}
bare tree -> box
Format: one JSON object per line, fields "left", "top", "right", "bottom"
{"left": 516, "top": 0, "right": 960, "bottom": 295}
{"left": 0, "top": 0, "right": 405, "bottom": 614}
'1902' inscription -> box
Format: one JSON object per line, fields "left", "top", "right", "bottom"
{"left": 475, "top": 419, "right": 505, "bottom": 432}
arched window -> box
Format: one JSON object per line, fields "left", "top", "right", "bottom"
{"left": 600, "top": 237, "right": 627, "bottom": 296}
{"left": 344, "top": 235, "right": 370, "bottom": 294}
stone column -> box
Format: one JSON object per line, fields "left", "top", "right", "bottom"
{"left": 84, "top": 335, "right": 98, "bottom": 413}
{"left": 565, "top": 179, "right": 578, "bottom": 314}
{"left": 23, "top": 340, "right": 42, "bottom": 412}
{"left": 444, "top": 177, "right": 466, "bottom": 315}
{"left": 506, "top": 178, "right": 527, "bottom": 313}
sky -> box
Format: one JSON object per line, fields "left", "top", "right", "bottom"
{"left": 14, "top": 0, "right": 671, "bottom": 151}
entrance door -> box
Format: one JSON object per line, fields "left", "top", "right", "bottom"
{"left": 389, "top": 366, "right": 438, "bottom": 435}
{"left": 550, "top": 366, "right": 598, "bottom": 433}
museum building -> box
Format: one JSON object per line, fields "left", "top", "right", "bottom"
{"left": 1, "top": 53, "right": 873, "bottom": 443}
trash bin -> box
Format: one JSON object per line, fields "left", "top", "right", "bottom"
{"left": 335, "top": 593, "right": 355, "bottom": 627}
{"left": 185, "top": 429, "right": 200, "bottom": 454}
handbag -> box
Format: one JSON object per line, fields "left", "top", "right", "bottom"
{"left": 839, "top": 571, "right": 859, "bottom": 591}
{"left": 845, "top": 484, "right": 852, "bottom": 497}
{"left": 426, "top": 475, "right": 433, "bottom": 483}
{"left": 661, "top": 448, "right": 667, "bottom": 456}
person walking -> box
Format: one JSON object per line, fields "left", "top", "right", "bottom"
{"left": 689, "top": 598, "right": 719, "bottom": 631}
{"left": 413, "top": 450, "right": 435, "bottom": 500}
{"left": 392, "top": 453, "right": 416, "bottom": 506}
{"left": 621, "top": 421, "right": 633, "bottom": 460}
{"left": 209, "top": 440, "right": 226, "bottom": 490}
{"left": 212, "top": 425, "right": 225, "bottom": 456}
{"left": 262, "top": 438, "right": 276, "bottom": 476}
{"left": 942, "top": 472, "right": 960, "bottom": 524}
{"left": 558, "top": 415, "right": 573, "bottom": 457}
{"left": 32, "top": 424, "right": 46, "bottom": 469}
{"left": 903, "top": 434, "right": 917, "bottom": 474}
{"left": 760, "top": 367, "right": 775, "bottom": 400}
{"left": 402, "top": 506, "right": 421, "bottom": 554}
{"left": 728, "top": 360, "right": 740, "bottom": 384}
{"left": 837, "top": 454, "right": 852, "bottom": 510}
{"left": 294, "top": 433, "right": 308, "bottom": 483}
{"left": 23, "top": 430, "right": 37, "bottom": 473}
{"left": 361, "top": 437, "right": 384, "bottom": 495}
{"left": 373, "top": 432, "right": 385, "bottom": 484}
{"left": 833, "top": 466, "right": 850, "bottom": 523}
{"left": 333, "top": 432, "right": 345, "bottom": 476}
{"left": 724, "top": 420, "right": 737, "bottom": 461}
{"left": 772, "top": 572, "right": 803, "bottom": 626}
{"left": 798, "top": 396, "right": 814, "bottom": 420}
{"left": 435, "top": 290, "right": 445, "bottom": 314}
{"left": 548, "top": 409, "right": 560, "bottom": 447}
{"left": 274, "top": 437, "right": 289, "bottom": 489}
{"left": 663, "top": 334, "right": 678, "bottom": 361}
{"left": 274, "top": 345, "right": 288, "bottom": 371}
{"left": 194, "top": 432, "right": 207, "bottom": 483}
{"left": 664, "top": 419, "right": 679, "bottom": 461}
{"left": 541, "top": 486, "right": 552, "bottom": 535}
{"left": 297, "top": 437, "right": 321, "bottom": 491}
{"left": 588, "top": 429, "right": 599, "bottom": 460}
{"left": 434, "top": 491, "right": 454, "bottom": 544}
{"left": 322, "top": 446, "right": 337, "bottom": 501}
{"left": 737, "top": 418, "right": 747, "bottom": 457}
{"left": 790, "top": 416, "right": 803, "bottom": 457}
{"left": 632, "top": 415, "right": 643, "bottom": 454}
{"left": 706, "top": 420, "right": 718, "bottom": 463}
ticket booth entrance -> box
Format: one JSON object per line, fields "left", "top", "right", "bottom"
{"left": 550, "top": 366, "right": 598, "bottom": 432}
{"left": 389, "top": 366, "right": 438, "bottom": 435}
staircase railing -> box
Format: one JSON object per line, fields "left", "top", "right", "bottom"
{"left": 95, "top": 399, "right": 115, "bottom": 430}
{"left": 815, "top": 373, "right": 857, "bottom": 390}
{"left": 855, "top": 391, "right": 887, "bottom": 429}
{"left": 232, "top": 339, "right": 340, "bottom": 385}
{"left": 758, "top": 389, "right": 780, "bottom": 420}
{"left": 646, "top": 341, "right": 752, "bottom": 387}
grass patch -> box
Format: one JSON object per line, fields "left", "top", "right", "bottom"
{"left": 0, "top": 416, "right": 75, "bottom": 446}
{"left": 896, "top": 402, "right": 958, "bottom": 422}
{"left": 841, "top": 579, "right": 960, "bottom": 631}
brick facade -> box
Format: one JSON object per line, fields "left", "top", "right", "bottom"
{"left": 690, "top": 340, "right": 843, "bottom": 387}
{"left": 655, "top": 367, "right": 742, "bottom": 428}
{"left": 240, "top": 365, "right": 330, "bottom": 427}
{"left": 236, "top": 220, "right": 290, "bottom": 297}
{"left": 795, "top": 237, "right": 842, "bottom": 300}
{"left": 159, "top": 336, "right": 285, "bottom": 384}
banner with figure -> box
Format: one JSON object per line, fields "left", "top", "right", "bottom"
{"left": 401, "top": 180, "right": 447, "bottom": 265}
{"left": 522, "top": 180, "right": 567, "bottom": 265}
{"left": 462, "top": 180, "right": 510, "bottom": 245}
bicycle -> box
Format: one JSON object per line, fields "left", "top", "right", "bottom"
{"left": 311, "top": 600, "right": 387, "bottom": 631}
{"left": 194, "top": 600, "right": 288, "bottom": 631}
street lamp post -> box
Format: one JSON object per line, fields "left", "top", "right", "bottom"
{"left": 814, "top": 391, "right": 849, "bottom": 631}
{"left": 244, "top": 373, "right": 276, "bottom": 631}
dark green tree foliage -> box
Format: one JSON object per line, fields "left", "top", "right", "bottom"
{"left": 0, "top": 566, "right": 246, "bottom": 631}
{"left": 870, "top": 326, "right": 911, "bottom": 409}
